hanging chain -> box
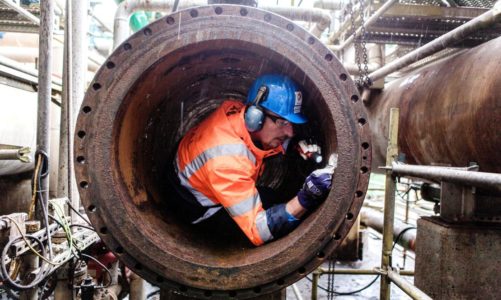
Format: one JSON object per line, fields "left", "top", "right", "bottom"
{"left": 349, "top": 0, "right": 372, "bottom": 88}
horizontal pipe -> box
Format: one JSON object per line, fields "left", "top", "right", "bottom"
{"left": 318, "top": 267, "right": 414, "bottom": 276}
{"left": 0, "top": 55, "right": 63, "bottom": 87}
{"left": 389, "top": 162, "right": 501, "bottom": 192}
{"left": 0, "top": 148, "right": 31, "bottom": 163}
{"left": 113, "top": 0, "right": 208, "bottom": 49}
{"left": 259, "top": 6, "right": 331, "bottom": 38}
{"left": 328, "top": 0, "right": 398, "bottom": 51}
{"left": 360, "top": 207, "right": 416, "bottom": 252}
{"left": 387, "top": 269, "right": 432, "bottom": 300}
{"left": 369, "top": 1, "right": 501, "bottom": 82}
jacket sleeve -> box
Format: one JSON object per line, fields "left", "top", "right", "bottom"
{"left": 206, "top": 157, "right": 300, "bottom": 246}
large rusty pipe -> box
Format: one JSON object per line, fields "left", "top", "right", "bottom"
{"left": 75, "top": 5, "right": 371, "bottom": 298}
{"left": 366, "top": 36, "right": 501, "bottom": 174}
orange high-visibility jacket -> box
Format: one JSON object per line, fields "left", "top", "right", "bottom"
{"left": 175, "top": 100, "right": 284, "bottom": 246}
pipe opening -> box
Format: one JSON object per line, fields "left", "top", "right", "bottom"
{"left": 114, "top": 39, "right": 336, "bottom": 266}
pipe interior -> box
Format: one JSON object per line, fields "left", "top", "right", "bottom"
{"left": 115, "top": 39, "right": 337, "bottom": 266}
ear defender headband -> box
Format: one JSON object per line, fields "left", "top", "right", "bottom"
{"left": 244, "top": 86, "right": 268, "bottom": 132}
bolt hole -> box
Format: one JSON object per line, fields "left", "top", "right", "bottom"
{"left": 92, "top": 83, "right": 101, "bottom": 91}
{"left": 264, "top": 14, "right": 271, "bottom": 22}
{"left": 228, "top": 291, "right": 237, "bottom": 298}
{"left": 298, "top": 267, "right": 306, "bottom": 275}
{"left": 115, "top": 246, "right": 124, "bottom": 254}
{"left": 359, "top": 118, "right": 367, "bottom": 126}
{"left": 307, "top": 37, "right": 315, "bottom": 44}
{"left": 80, "top": 181, "right": 88, "bottom": 189}
{"left": 346, "top": 212, "right": 354, "bottom": 220}
{"left": 100, "top": 227, "right": 108, "bottom": 234}
{"left": 77, "top": 130, "right": 86, "bottom": 138}
{"left": 355, "top": 190, "right": 364, "bottom": 197}
{"left": 204, "top": 290, "right": 212, "bottom": 297}
{"left": 166, "top": 16, "right": 175, "bottom": 25}
{"left": 106, "top": 61, "right": 115, "bottom": 69}
{"left": 351, "top": 95, "right": 359, "bottom": 102}
{"left": 214, "top": 6, "right": 223, "bottom": 14}
{"left": 87, "top": 204, "right": 96, "bottom": 212}
{"left": 253, "top": 287, "right": 261, "bottom": 294}
{"left": 362, "top": 142, "right": 370, "bottom": 150}
{"left": 82, "top": 106, "right": 92, "bottom": 113}
{"left": 76, "top": 156, "right": 85, "bottom": 164}
{"left": 340, "top": 73, "right": 347, "bottom": 81}
{"left": 325, "top": 53, "right": 333, "bottom": 61}
{"left": 286, "top": 23, "right": 294, "bottom": 31}
{"left": 334, "top": 233, "right": 341, "bottom": 240}
{"left": 143, "top": 27, "right": 152, "bottom": 36}
{"left": 363, "top": 155, "right": 367, "bottom": 160}
{"left": 123, "top": 43, "right": 132, "bottom": 50}
{"left": 360, "top": 166, "right": 369, "bottom": 174}
{"left": 317, "top": 251, "right": 325, "bottom": 259}
{"left": 190, "top": 9, "right": 198, "bottom": 18}
{"left": 240, "top": 8, "right": 248, "bottom": 16}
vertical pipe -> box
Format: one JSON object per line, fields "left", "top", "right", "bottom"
{"left": 19, "top": 221, "right": 41, "bottom": 300}
{"left": 59, "top": 0, "right": 88, "bottom": 220}
{"left": 311, "top": 270, "right": 320, "bottom": 300}
{"left": 380, "top": 108, "right": 399, "bottom": 300}
{"left": 70, "top": 0, "right": 88, "bottom": 219}
{"left": 58, "top": 0, "right": 72, "bottom": 203}
{"left": 36, "top": 0, "right": 55, "bottom": 220}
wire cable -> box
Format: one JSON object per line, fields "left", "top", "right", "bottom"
{"left": 65, "top": 199, "right": 92, "bottom": 226}
{"left": 75, "top": 253, "right": 112, "bottom": 289}
{"left": 1, "top": 235, "right": 47, "bottom": 290}
{"left": 310, "top": 225, "right": 417, "bottom": 296}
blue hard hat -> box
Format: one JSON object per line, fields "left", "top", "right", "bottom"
{"left": 246, "top": 74, "right": 307, "bottom": 124}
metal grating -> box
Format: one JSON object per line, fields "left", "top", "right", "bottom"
{"left": 0, "top": 0, "right": 39, "bottom": 33}
{"left": 360, "top": 3, "right": 501, "bottom": 47}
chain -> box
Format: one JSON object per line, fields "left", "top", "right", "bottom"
{"left": 348, "top": 0, "right": 372, "bottom": 88}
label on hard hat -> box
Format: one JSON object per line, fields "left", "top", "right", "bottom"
{"left": 294, "top": 91, "right": 303, "bottom": 113}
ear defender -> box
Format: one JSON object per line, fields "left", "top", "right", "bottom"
{"left": 244, "top": 86, "right": 268, "bottom": 132}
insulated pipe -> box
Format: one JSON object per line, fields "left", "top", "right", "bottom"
{"left": 112, "top": 0, "right": 208, "bottom": 49}
{"left": 313, "top": 0, "right": 343, "bottom": 11}
{"left": 113, "top": 1, "right": 332, "bottom": 49}
{"left": 368, "top": 1, "right": 501, "bottom": 83}
{"left": 258, "top": 6, "right": 332, "bottom": 38}
{"left": 366, "top": 36, "right": 501, "bottom": 174}
{"left": 75, "top": 5, "right": 371, "bottom": 298}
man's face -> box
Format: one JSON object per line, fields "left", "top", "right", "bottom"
{"left": 253, "top": 111, "right": 295, "bottom": 150}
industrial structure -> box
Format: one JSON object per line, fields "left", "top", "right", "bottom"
{"left": 0, "top": 0, "right": 500, "bottom": 299}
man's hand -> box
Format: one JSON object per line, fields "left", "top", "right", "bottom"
{"left": 297, "top": 153, "right": 338, "bottom": 210}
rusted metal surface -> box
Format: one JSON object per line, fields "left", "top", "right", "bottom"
{"left": 366, "top": 36, "right": 501, "bottom": 174}
{"left": 74, "top": 5, "right": 371, "bottom": 298}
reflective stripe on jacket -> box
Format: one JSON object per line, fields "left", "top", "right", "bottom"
{"left": 176, "top": 100, "right": 283, "bottom": 246}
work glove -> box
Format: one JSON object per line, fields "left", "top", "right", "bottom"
{"left": 297, "top": 140, "right": 323, "bottom": 164}
{"left": 297, "top": 153, "right": 338, "bottom": 210}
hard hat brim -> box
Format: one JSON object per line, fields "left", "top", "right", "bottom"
{"left": 283, "top": 113, "right": 308, "bottom": 124}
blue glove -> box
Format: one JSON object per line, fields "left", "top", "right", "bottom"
{"left": 297, "top": 154, "right": 337, "bottom": 210}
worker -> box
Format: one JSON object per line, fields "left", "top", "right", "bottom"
{"left": 170, "top": 74, "right": 336, "bottom": 246}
